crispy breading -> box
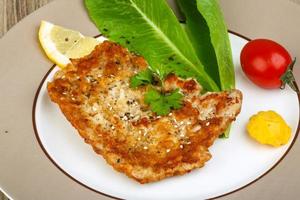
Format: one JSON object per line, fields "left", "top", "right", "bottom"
{"left": 47, "top": 41, "right": 242, "bottom": 183}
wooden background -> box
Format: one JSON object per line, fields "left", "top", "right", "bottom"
{"left": 0, "top": 0, "right": 53, "bottom": 199}
{"left": 0, "top": 0, "right": 52, "bottom": 37}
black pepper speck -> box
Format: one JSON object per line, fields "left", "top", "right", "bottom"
{"left": 168, "top": 56, "right": 175, "bottom": 61}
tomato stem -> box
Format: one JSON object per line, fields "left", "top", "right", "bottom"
{"left": 280, "top": 58, "right": 299, "bottom": 93}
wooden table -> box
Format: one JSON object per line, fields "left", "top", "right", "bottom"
{"left": 0, "top": 0, "right": 52, "bottom": 37}
{"left": 0, "top": 1, "right": 53, "bottom": 200}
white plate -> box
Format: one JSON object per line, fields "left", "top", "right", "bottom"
{"left": 33, "top": 33, "right": 299, "bottom": 200}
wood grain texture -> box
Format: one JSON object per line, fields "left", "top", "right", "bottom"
{"left": 0, "top": 0, "right": 52, "bottom": 37}
{"left": 0, "top": 0, "right": 53, "bottom": 199}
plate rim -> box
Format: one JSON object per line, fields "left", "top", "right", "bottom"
{"left": 32, "top": 31, "right": 300, "bottom": 200}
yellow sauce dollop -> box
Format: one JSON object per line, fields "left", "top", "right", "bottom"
{"left": 247, "top": 111, "right": 291, "bottom": 147}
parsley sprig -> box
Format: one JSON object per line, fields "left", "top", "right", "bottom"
{"left": 145, "top": 88, "right": 183, "bottom": 116}
{"left": 130, "top": 69, "right": 154, "bottom": 88}
{"left": 130, "top": 68, "right": 184, "bottom": 115}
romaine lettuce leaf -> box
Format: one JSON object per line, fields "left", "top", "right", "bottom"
{"left": 177, "top": 0, "right": 235, "bottom": 91}
{"left": 196, "top": 0, "right": 235, "bottom": 90}
{"left": 177, "top": 0, "right": 220, "bottom": 87}
{"left": 85, "top": 0, "right": 219, "bottom": 91}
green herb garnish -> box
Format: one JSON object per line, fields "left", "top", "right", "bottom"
{"left": 130, "top": 69, "right": 154, "bottom": 88}
{"left": 145, "top": 88, "right": 183, "bottom": 116}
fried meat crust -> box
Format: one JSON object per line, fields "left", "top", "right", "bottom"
{"left": 47, "top": 41, "right": 242, "bottom": 183}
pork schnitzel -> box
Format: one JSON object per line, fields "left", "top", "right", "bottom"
{"left": 47, "top": 41, "right": 242, "bottom": 183}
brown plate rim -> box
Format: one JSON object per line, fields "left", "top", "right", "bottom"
{"left": 32, "top": 31, "right": 300, "bottom": 200}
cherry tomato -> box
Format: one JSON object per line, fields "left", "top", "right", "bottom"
{"left": 240, "top": 39, "right": 292, "bottom": 89}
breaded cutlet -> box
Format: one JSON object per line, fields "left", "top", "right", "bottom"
{"left": 48, "top": 41, "right": 242, "bottom": 183}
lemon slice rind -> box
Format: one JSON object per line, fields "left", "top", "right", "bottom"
{"left": 39, "top": 21, "right": 105, "bottom": 68}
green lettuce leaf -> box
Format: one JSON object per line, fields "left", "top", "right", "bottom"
{"left": 177, "top": 0, "right": 220, "bottom": 87}
{"left": 196, "top": 0, "right": 235, "bottom": 90}
{"left": 85, "top": 0, "right": 219, "bottom": 91}
{"left": 177, "top": 0, "right": 235, "bottom": 91}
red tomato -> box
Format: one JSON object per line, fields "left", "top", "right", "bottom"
{"left": 240, "top": 39, "right": 292, "bottom": 89}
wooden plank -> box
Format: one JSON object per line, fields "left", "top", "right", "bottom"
{"left": 6, "top": 0, "right": 18, "bottom": 32}
{"left": 0, "top": 0, "right": 6, "bottom": 36}
{"left": 0, "top": 0, "right": 52, "bottom": 37}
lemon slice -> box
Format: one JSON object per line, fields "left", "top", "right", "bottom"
{"left": 38, "top": 21, "right": 103, "bottom": 68}
{"left": 66, "top": 37, "right": 100, "bottom": 59}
